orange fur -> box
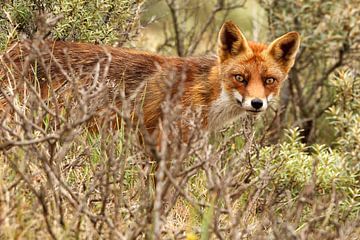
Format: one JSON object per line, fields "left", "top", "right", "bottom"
{"left": 0, "top": 21, "right": 300, "bottom": 134}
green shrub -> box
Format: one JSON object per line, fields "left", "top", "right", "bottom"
{"left": 254, "top": 70, "right": 359, "bottom": 217}
{"left": 0, "top": 0, "right": 141, "bottom": 50}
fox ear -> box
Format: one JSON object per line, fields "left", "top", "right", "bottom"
{"left": 267, "top": 32, "right": 301, "bottom": 71}
{"left": 218, "top": 21, "right": 252, "bottom": 62}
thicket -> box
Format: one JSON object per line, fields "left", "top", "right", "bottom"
{"left": 0, "top": 0, "right": 141, "bottom": 49}
{"left": 0, "top": 0, "right": 359, "bottom": 239}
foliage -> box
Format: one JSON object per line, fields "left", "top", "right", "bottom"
{"left": 0, "top": 0, "right": 142, "bottom": 49}
{"left": 259, "top": 0, "right": 360, "bottom": 144}
{"left": 0, "top": 0, "right": 359, "bottom": 239}
{"left": 328, "top": 70, "right": 360, "bottom": 162}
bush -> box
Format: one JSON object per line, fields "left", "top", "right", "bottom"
{"left": 0, "top": 0, "right": 142, "bottom": 50}
{"left": 259, "top": 0, "right": 360, "bottom": 144}
{"left": 0, "top": 0, "right": 359, "bottom": 239}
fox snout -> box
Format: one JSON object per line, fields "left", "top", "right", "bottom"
{"left": 232, "top": 89, "right": 271, "bottom": 112}
{"left": 243, "top": 97, "right": 268, "bottom": 112}
{"left": 233, "top": 91, "right": 271, "bottom": 113}
{"left": 250, "top": 98, "right": 264, "bottom": 110}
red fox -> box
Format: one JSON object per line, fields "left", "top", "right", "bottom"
{"left": 0, "top": 21, "right": 300, "bottom": 135}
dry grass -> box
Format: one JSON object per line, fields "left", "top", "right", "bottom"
{"left": 0, "top": 6, "right": 359, "bottom": 240}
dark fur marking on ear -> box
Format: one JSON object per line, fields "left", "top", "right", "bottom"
{"left": 280, "top": 39, "right": 297, "bottom": 59}
{"left": 223, "top": 29, "right": 238, "bottom": 53}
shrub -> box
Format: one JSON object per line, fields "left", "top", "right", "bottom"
{"left": 0, "top": 0, "right": 142, "bottom": 50}
{"left": 0, "top": 0, "right": 359, "bottom": 239}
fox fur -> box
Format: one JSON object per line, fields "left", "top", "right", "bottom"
{"left": 0, "top": 21, "right": 300, "bottom": 134}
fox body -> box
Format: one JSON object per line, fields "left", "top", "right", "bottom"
{"left": 0, "top": 21, "right": 300, "bottom": 134}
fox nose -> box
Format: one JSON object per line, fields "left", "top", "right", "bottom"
{"left": 251, "top": 98, "right": 263, "bottom": 109}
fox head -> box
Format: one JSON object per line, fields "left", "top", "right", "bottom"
{"left": 216, "top": 21, "right": 300, "bottom": 114}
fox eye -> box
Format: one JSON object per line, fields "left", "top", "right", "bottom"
{"left": 234, "top": 74, "right": 246, "bottom": 83}
{"left": 265, "top": 77, "right": 275, "bottom": 85}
